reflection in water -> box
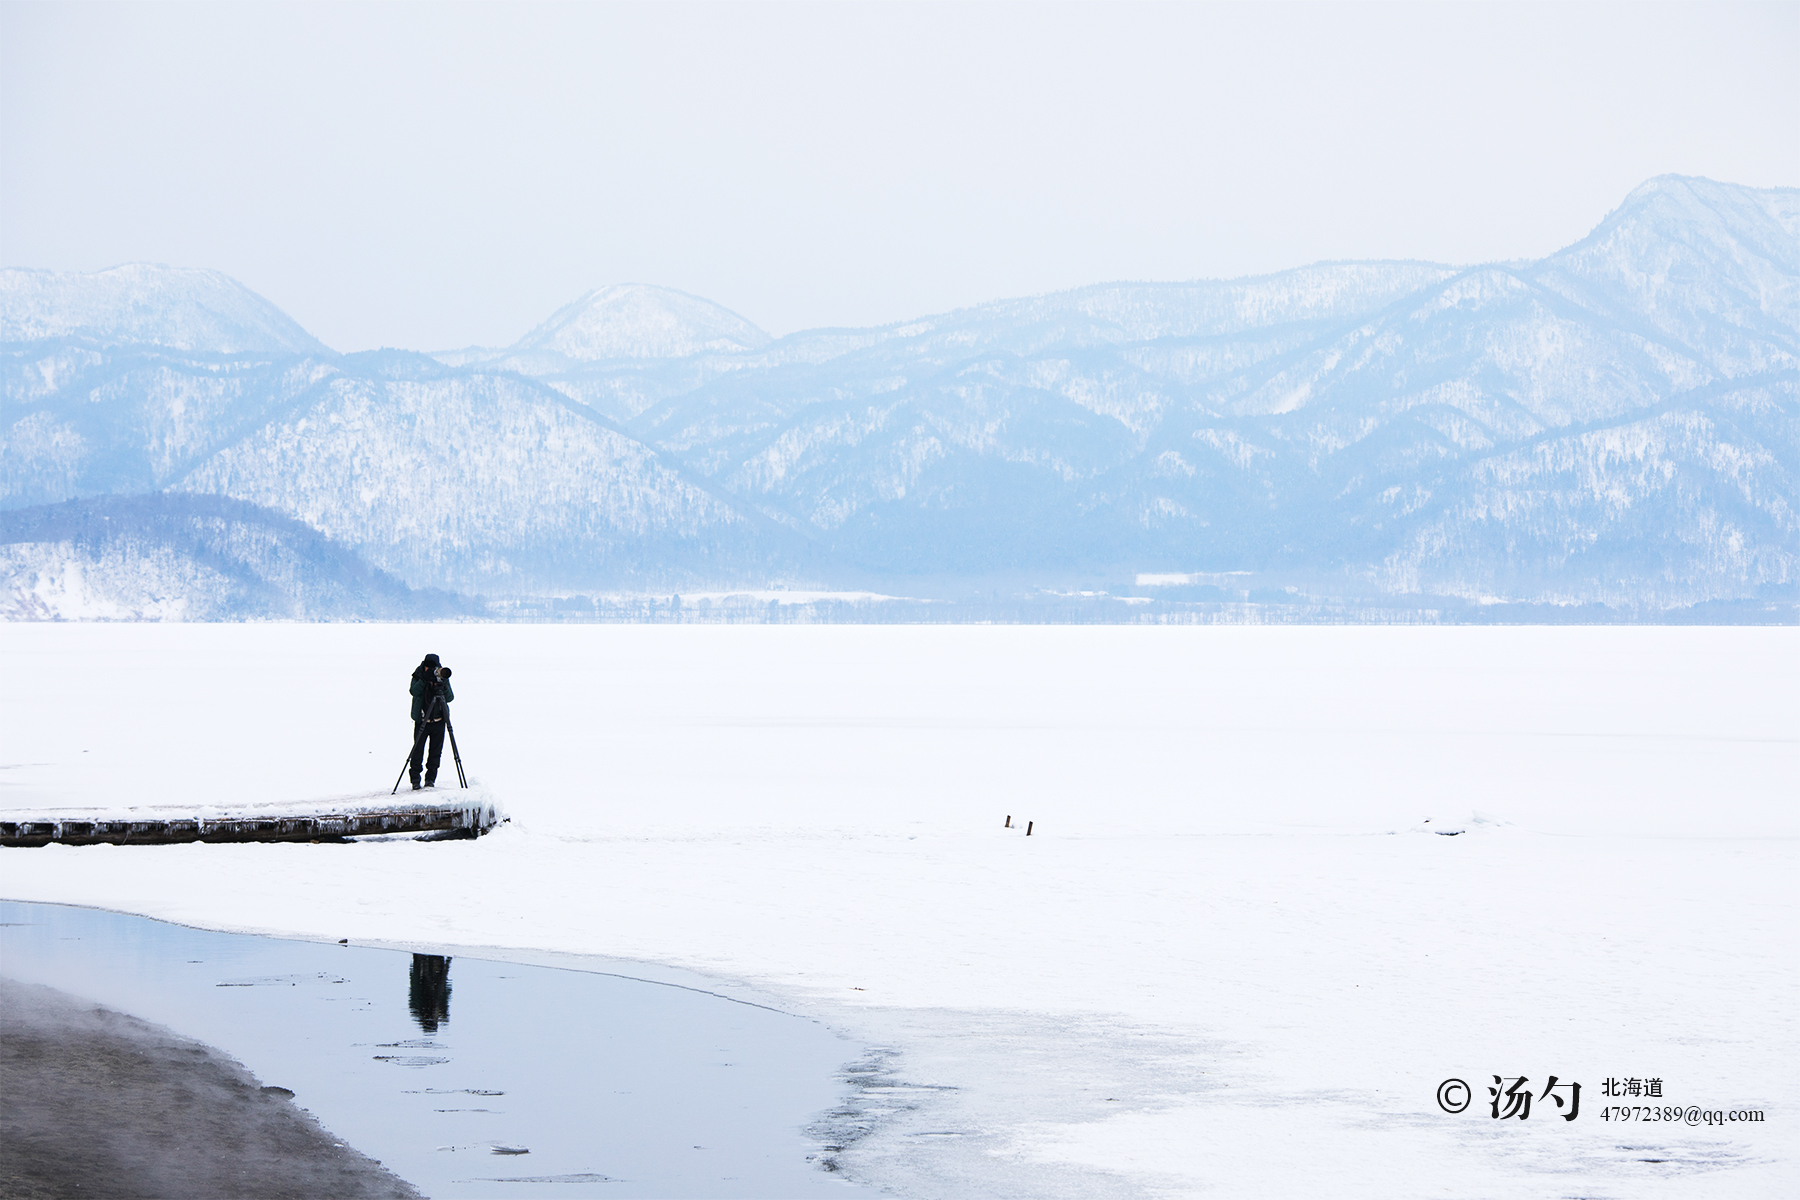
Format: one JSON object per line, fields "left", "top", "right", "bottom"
{"left": 409, "top": 954, "right": 452, "bottom": 1033}
{"left": 2, "top": 900, "right": 870, "bottom": 1200}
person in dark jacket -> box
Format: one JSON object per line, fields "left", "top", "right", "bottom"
{"left": 408, "top": 654, "right": 455, "bottom": 790}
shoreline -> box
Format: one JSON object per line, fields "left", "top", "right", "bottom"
{"left": 0, "top": 976, "right": 422, "bottom": 1200}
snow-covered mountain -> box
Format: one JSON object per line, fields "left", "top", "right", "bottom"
{"left": 1, "top": 346, "right": 335, "bottom": 508}
{"left": 425, "top": 284, "right": 779, "bottom": 426}
{"left": 0, "top": 493, "right": 467, "bottom": 620}
{"left": 0, "top": 264, "right": 330, "bottom": 355}
{"left": 1535, "top": 176, "right": 1800, "bottom": 376}
{"left": 500, "top": 283, "right": 770, "bottom": 366}
{"left": 3, "top": 176, "right": 1794, "bottom": 617}
{"left": 169, "top": 353, "right": 786, "bottom": 592}
{"left": 588, "top": 177, "right": 1796, "bottom": 605}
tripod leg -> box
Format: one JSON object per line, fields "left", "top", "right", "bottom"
{"left": 393, "top": 721, "right": 427, "bottom": 795}
{"left": 445, "top": 717, "right": 468, "bottom": 788}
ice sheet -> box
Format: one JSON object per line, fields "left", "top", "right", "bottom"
{"left": 3, "top": 624, "right": 1795, "bottom": 1197}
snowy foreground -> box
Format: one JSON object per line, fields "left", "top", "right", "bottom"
{"left": 3, "top": 623, "right": 1795, "bottom": 1199}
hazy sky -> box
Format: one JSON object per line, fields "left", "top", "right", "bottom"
{"left": 3, "top": 2, "right": 1796, "bottom": 352}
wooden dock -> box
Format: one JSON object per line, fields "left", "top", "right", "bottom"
{"left": 0, "top": 797, "right": 502, "bottom": 848}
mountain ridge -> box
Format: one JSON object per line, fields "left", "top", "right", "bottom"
{"left": 0, "top": 264, "right": 331, "bottom": 356}
{"left": 3, "top": 175, "right": 1794, "bottom": 617}
{"left": 0, "top": 492, "right": 470, "bottom": 620}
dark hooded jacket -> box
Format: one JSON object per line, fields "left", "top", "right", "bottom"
{"left": 409, "top": 655, "right": 454, "bottom": 721}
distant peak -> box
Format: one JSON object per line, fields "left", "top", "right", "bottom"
{"left": 1622, "top": 172, "right": 1712, "bottom": 197}
{"left": 512, "top": 283, "right": 771, "bottom": 362}
{"left": 1600, "top": 173, "right": 1800, "bottom": 220}
{"left": 1612, "top": 174, "right": 1775, "bottom": 211}
{"left": 0, "top": 263, "right": 330, "bottom": 355}
{"left": 1558, "top": 174, "right": 1800, "bottom": 253}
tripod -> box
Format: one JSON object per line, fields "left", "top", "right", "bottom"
{"left": 391, "top": 694, "right": 469, "bottom": 795}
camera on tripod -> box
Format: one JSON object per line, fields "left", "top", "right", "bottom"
{"left": 392, "top": 662, "right": 467, "bottom": 795}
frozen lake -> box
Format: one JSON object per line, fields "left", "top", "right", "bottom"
{"left": 3, "top": 623, "right": 1796, "bottom": 1197}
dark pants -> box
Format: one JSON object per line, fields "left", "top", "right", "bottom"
{"left": 409, "top": 719, "right": 445, "bottom": 786}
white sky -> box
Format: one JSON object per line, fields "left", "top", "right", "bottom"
{"left": 3, "top": 1, "right": 1796, "bottom": 352}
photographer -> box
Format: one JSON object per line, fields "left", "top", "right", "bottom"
{"left": 407, "top": 654, "right": 455, "bottom": 790}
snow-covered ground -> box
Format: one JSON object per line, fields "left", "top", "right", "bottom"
{"left": 3, "top": 623, "right": 1795, "bottom": 1198}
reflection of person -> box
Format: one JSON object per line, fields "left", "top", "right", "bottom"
{"left": 409, "top": 954, "right": 452, "bottom": 1033}
{"left": 408, "top": 654, "right": 455, "bottom": 790}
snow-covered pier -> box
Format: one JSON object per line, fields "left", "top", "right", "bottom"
{"left": 0, "top": 795, "right": 502, "bottom": 847}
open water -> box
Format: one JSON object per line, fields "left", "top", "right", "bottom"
{"left": 0, "top": 900, "right": 871, "bottom": 1199}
